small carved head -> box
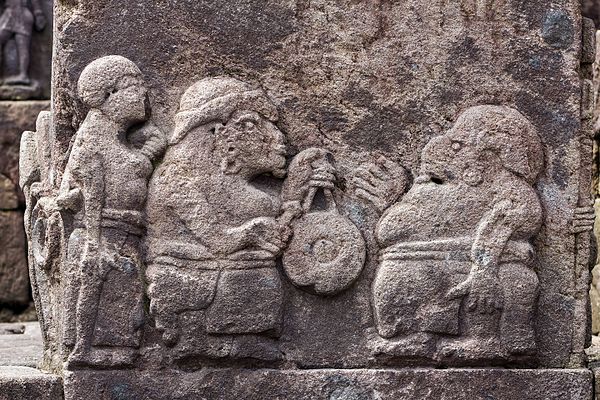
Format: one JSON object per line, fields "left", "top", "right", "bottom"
{"left": 419, "top": 105, "right": 543, "bottom": 186}
{"left": 77, "top": 55, "right": 148, "bottom": 125}
{"left": 171, "top": 77, "right": 286, "bottom": 178}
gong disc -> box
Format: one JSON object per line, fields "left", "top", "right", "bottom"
{"left": 283, "top": 210, "right": 366, "bottom": 295}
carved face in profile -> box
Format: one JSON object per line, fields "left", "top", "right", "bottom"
{"left": 419, "top": 127, "right": 486, "bottom": 187}
{"left": 218, "top": 110, "right": 287, "bottom": 178}
{"left": 418, "top": 106, "right": 542, "bottom": 188}
{"left": 101, "top": 76, "right": 148, "bottom": 124}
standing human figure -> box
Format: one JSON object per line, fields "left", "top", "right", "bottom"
{"left": 62, "top": 55, "right": 166, "bottom": 366}
{"left": 0, "top": 0, "right": 46, "bottom": 85}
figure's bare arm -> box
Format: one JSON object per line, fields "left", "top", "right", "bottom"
{"left": 447, "top": 184, "right": 542, "bottom": 311}
{"left": 79, "top": 153, "right": 105, "bottom": 249}
{"left": 187, "top": 201, "right": 283, "bottom": 256}
{"left": 56, "top": 170, "right": 82, "bottom": 211}
{"left": 471, "top": 200, "right": 521, "bottom": 274}
{"left": 163, "top": 173, "right": 277, "bottom": 256}
{"left": 31, "top": 0, "right": 46, "bottom": 31}
{"left": 471, "top": 185, "right": 542, "bottom": 272}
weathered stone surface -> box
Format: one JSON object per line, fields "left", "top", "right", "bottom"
{"left": 0, "top": 173, "right": 17, "bottom": 210}
{"left": 64, "top": 369, "right": 592, "bottom": 400}
{"left": 0, "top": 100, "right": 50, "bottom": 205}
{"left": 0, "top": 211, "right": 28, "bottom": 306}
{"left": 0, "top": 366, "right": 62, "bottom": 400}
{"left": 18, "top": 0, "right": 597, "bottom": 398}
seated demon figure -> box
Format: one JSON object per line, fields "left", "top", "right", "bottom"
{"left": 373, "top": 105, "right": 543, "bottom": 364}
{"left": 145, "top": 77, "right": 334, "bottom": 361}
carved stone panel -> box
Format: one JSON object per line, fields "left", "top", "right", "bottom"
{"left": 23, "top": 0, "right": 596, "bottom": 397}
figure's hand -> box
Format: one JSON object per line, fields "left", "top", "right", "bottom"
{"left": 282, "top": 148, "right": 336, "bottom": 205}
{"left": 572, "top": 201, "right": 595, "bottom": 234}
{"left": 447, "top": 270, "right": 504, "bottom": 314}
{"left": 34, "top": 13, "right": 47, "bottom": 31}
{"left": 135, "top": 122, "right": 167, "bottom": 161}
{"left": 350, "top": 156, "right": 408, "bottom": 213}
{"left": 56, "top": 188, "right": 82, "bottom": 211}
{"left": 242, "top": 217, "right": 290, "bottom": 255}
{"left": 30, "top": 182, "right": 44, "bottom": 198}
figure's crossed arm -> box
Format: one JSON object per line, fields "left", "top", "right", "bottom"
{"left": 447, "top": 186, "right": 542, "bottom": 313}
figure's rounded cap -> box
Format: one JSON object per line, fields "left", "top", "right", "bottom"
{"left": 77, "top": 55, "right": 143, "bottom": 108}
{"left": 171, "top": 77, "right": 278, "bottom": 145}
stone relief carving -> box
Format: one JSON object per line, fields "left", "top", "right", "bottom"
{"left": 21, "top": 56, "right": 550, "bottom": 371}
{"left": 19, "top": 110, "right": 63, "bottom": 368}
{"left": 145, "top": 77, "right": 363, "bottom": 362}
{"left": 350, "top": 156, "right": 409, "bottom": 214}
{"left": 61, "top": 55, "right": 166, "bottom": 367}
{"left": 372, "top": 105, "right": 543, "bottom": 365}
{"left": 20, "top": 55, "right": 167, "bottom": 367}
{"left": 283, "top": 148, "right": 366, "bottom": 295}
{"left": 0, "top": 0, "right": 46, "bottom": 95}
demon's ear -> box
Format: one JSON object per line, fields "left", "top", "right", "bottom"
{"left": 455, "top": 105, "right": 543, "bottom": 184}
{"left": 490, "top": 117, "right": 543, "bottom": 184}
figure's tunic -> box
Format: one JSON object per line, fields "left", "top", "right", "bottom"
{"left": 0, "top": 0, "right": 34, "bottom": 36}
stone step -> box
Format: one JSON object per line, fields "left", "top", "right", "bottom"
{"left": 0, "top": 367, "right": 62, "bottom": 400}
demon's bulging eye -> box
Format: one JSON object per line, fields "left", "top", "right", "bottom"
{"left": 451, "top": 141, "right": 462, "bottom": 151}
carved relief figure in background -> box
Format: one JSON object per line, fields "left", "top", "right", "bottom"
{"left": 19, "top": 111, "right": 64, "bottom": 368}
{"left": 372, "top": 105, "right": 543, "bottom": 364}
{"left": 60, "top": 55, "right": 166, "bottom": 366}
{"left": 0, "top": 0, "right": 46, "bottom": 85}
{"left": 145, "top": 77, "right": 338, "bottom": 361}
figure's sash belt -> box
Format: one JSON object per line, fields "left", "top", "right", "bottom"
{"left": 381, "top": 237, "right": 534, "bottom": 265}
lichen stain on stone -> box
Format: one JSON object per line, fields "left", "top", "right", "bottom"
{"left": 541, "top": 10, "right": 574, "bottom": 49}
{"left": 110, "top": 383, "right": 134, "bottom": 400}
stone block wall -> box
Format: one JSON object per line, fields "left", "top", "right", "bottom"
{"left": 0, "top": 0, "right": 52, "bottom": 317}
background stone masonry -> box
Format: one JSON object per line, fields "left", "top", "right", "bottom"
{"left": 0, "top": 0, "right": 52, "bottom": 322}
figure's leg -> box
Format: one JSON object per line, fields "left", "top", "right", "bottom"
{"left": 498, "top": 263, "right": 539, "bottom": 355}
{"left": 10, "top": 33, "right": 31, "bottom": 84}
{"left": 206, "top": 268, "right": 283, "bottom": 336}
{"left": 68, "top": 264, "right": 105, "bottom": 364}
{"left": 373, "top": 261, "right": 435, "bottom": 338}
{"left": 147, "top": 264, "right": 219, "bottom": 347}
{"left": 0, "top": 30, "right": 13, "bottom": 83}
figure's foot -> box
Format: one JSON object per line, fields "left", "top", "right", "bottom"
{"left": 436, "top": 337, "right": 507, "bottom": 365}
{"left": 503, "top": 329, "right": 537, "bottom": 356}
{"left": 367, "top": 328, "right": 437, "bottom": 360}
{"left": 230, "top": 335, "right": 283, "bottom": 361}
{"left": 4, "top": 73, "right": 31, "bottom": 86}
{"left": 66, "top": 347, "right": 137, "bottom": 368}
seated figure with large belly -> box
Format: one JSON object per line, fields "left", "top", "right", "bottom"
{"left": 145, "top": 77, "right": 336, "bottom": 363}
{"left": 373, "top": 105, "right": 543, "bottom": 365}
